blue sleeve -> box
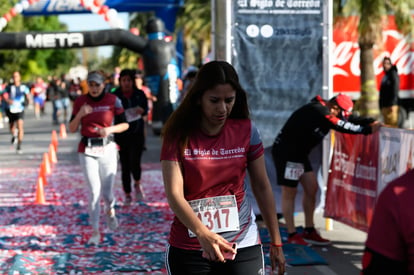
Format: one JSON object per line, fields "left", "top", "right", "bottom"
{"left": 250, "top": 122, "right": 262, "bottom": 146}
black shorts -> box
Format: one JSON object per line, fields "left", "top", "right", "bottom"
{"left": 272, "top": 145, "right": 313, "bottom": 188}
{"left": 166, "top": 244, "right": 264, "bottom": 275}
{"left": 5, "top": 109, "right": 24, "bottom": 123}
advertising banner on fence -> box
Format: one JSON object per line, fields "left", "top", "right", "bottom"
{"left": 378, "top": 127, "right": 414, "bottom": 194}
{"left": 325, "top": 131, "right": 379, "bottom": 232}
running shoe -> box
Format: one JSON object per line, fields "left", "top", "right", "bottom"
{"left": 135, "top": 184, "right": 145, "bottom": 202}
{"left": 287, "top": 233, "right": 309, "bottom": 246}
{"left": 106, "top": 209, "right": 119, "bottom": 231}
{"left": 11, "top": 135, "right": 17, "bottom": 145}
{"left": 88, "top": 232, "right": 101, "bottom": 245}
{"left": 124, "top": 195, "right": 132, "bottom": 206}
{"left": 302, "top": 229, "right": 331, "bottom": 246}
{"left": 16, "top": 144, "right": 22, "bottom": 154}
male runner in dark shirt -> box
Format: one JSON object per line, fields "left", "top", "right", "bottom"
{"left": 272, "top": 94, "right": 382, "bottom": 245}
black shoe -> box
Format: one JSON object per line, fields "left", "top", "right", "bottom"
{"left": 277, "top": 213, "right": 284, "bottom": 220}
{"left": 255, "top": 213, "right": 283, "bottom": 222}
{"left": 11, "top": 136, "right": 17, "bottom": 145}
{"left": 16, "top": 144, "right": 22, "bottom": 154}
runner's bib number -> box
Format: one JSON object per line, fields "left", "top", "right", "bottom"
{"left": 84, "top": 138, "right": 106, "bottom": 157}
{"left": 188, "top": 195, "right": 239, "bottom": 238}
{"left": 284, "top": 161, "right": 304, "bottom": 180}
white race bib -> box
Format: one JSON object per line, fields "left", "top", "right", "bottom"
{"left": 84, "top": 145, "right": 105, "bottom": 157}
{"left": 188, "top": 195, "right": 239, "bottom": 238}
{"left": 284, "top": 161, "right": 305, "bottom": 180}
{"left": 125, "top": 108, "right": 141, "bottom": 122}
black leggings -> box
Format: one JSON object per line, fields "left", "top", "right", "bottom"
{"left": 118, "top": 132, "right": 145, "bottom": 194}
{"left": 166, "top": 244, "right": 264, "bottom": 275}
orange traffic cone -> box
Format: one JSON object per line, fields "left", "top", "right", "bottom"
{"left": 42, "top": 152, "right": 51, "bottom": 175}
{"left": 49, "top": 143, "right": 58, "bottom": 164}
{"left": 39, "top": 162, "right": 48, "bottom": 185}
{"left": 35, "top": 176, "right": 46, "bottom": 204}
{"left": 51, "top": 130, "right": 58, "bottom": 151}
{"left": 59, "top": 123, "right": 67, "bottom": 139}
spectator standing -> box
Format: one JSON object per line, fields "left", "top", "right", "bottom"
{"left": 69, "top": 71, "right": 129, "bottom": 245}
{"left": 49, "top": 76, "right": 70, "bottom": 125}
{"left": 379, "top": 56, "right": 400, "bottom": 127}
{"left": 68, "top": 78, "right": 82, "bottom": 107}
{"left": 104, "top": 73, "right": 118, "bottom": 94}
{"left": 178, "top": 68, "right": 198, "bottom": 104}
{"left": 2, "top": 71, "right": 30, "bottom": 154}
{"left": 135, "top": 70, "right": 156, "bottom": 150}
{"left": 271, "top": 94, "right": 382, "bottom": 246}
{"left": 113, "top": 69, "right": 148, "bottom": 205}
{"left": 161, "top": 61, "right": 286, "bottom": 274}
{"left": 361, "top": 169, "right": 414, "bottom": 275}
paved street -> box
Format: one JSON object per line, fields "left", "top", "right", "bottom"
{"left": 0, "top": 102, "right": 368, "bottom": 274}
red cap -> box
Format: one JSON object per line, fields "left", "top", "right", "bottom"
{"left": 336, "top": 94, "right": 353, "bottom": 112}
{"left": 333, "top": 94, "right": 353, "bottom": 119}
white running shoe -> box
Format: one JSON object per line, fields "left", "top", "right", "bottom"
{"left": 88, "top": 232, "right": 101, "bottom": 245}
{"left": 106, "top": 209, "right": 119, "bottom": 231}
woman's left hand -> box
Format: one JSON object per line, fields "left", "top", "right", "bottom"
{"left": 270, "top": 246, "right": 286, "bottom": 274}
{"left": 95, "top": 127, "right": 111, "bottom": 137}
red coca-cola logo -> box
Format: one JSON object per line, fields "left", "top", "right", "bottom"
{"left": 333, "top": 16, "right": 414, "bottom": 94}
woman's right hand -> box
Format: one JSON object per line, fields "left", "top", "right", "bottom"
{"left": 197, "top": 231, "right": 236, "bottom": 262}
{"left": 79, "top": 104, "right": 93, "bottom": 117}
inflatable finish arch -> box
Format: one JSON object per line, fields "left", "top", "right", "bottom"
{"left": 0, "top": 0, "right": 184, "bottom": 134}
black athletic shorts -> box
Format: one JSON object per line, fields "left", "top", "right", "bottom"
{"left": 272, "top": 145, "right": 313, "bottom": 188}
{"left": 5, "top": 109, "right": 24, "bottom": 123}
{"left": 166, "top": 244, "right": 264, "bottom": 275}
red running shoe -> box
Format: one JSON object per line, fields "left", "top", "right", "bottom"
{"left": 287, "top": 233, "right": 309, "bottom": 245}
{"left": 302, "top": 230, "right": 331, "bottom": 246}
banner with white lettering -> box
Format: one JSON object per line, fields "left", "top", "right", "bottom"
{"left": 324, "top": 131, "right": 379, "bottom": 232}
{"left": 378, "top": 127, "right": 414, "bottom": 194}
{"left": 232, "top": 0, "right": 323, "bottom": 147}
{"left": 22, "top": 0, "right": 182, "bottom": 31}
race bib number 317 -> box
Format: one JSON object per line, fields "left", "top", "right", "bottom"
{"left": 188, "top": 195, "right": 239, "bottom": 238}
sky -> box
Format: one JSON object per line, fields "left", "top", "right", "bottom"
{"left": 58, "top": 12, "right": 130, "bottom": 58}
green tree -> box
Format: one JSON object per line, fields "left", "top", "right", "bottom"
{"left": 176, "top": 0, "right": 211, "bottom": 68}
{"left": 334, "top": 0, "right": 414, "bottom": 118}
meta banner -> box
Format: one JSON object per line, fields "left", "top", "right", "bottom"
{"left": 0, "top": 30, "right": 147, "bottom": 51}
{"left": 232, "top": 0, "right": 324, "bottom": 147}
{"left": 22, "top": 0, "right": 184, "bottom": 31}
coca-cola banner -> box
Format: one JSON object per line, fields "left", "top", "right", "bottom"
{"left": 324, "top": 131, "right": 379, "bottom": 232}
{"left": 232, "top": 1, "right": 323, "bottom": 147}
{"left": 378, "top": 127, "right": 414, "bottom": 194}
{"left": 333, "top": 15, "right": 414, "bottom": 99}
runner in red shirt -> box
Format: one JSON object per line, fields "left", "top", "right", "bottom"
{"left": 161, "top": 61, "right": 286, "bottom": 274}
{"left": 69, "top": 71, "right": 129, "bottom": 245}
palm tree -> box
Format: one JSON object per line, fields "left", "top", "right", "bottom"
{"left": 334, "top": 0, "right": 414, "bottom": 118}
{"left": 175, "top": 0, "right": 211, "bottom": 68}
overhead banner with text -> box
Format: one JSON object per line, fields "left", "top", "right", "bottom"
{"left": 232, "top": 1, "right": 324, "bottom": 147}
{"left": 22, "top": 0, "right": 183, "bottom": 31}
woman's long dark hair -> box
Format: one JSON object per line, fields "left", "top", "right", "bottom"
{"left": 161, "top": 60, "right": 250, "bottom": 151}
